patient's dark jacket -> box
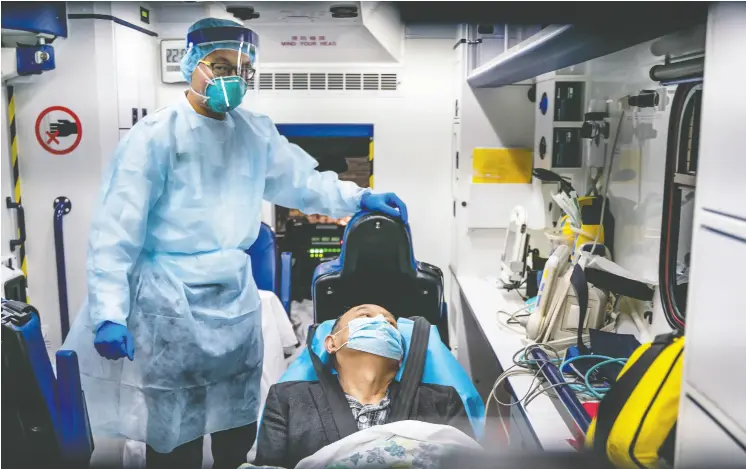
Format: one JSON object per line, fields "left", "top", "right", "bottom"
{"left": 254, "top": 380, "right": 473, "bottom": 468}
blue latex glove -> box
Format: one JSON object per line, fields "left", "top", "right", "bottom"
{"left": 94, "top": 321, "right": 135, "bottom": 361}
{"left": 360, "top": 192, "right": 408, "bottom": 224}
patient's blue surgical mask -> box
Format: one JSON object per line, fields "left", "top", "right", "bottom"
{"left": 332, "top": 315, "right": 404, "bottom": 361}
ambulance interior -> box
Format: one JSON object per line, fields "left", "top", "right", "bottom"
{"left": 2, "top": 1, "right": 746, "bottom": 468}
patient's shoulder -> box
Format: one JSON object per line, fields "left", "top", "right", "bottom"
{"left": 270, "top": 380, "right": 323, "bottom": 404}
{"left": 416, "top": 382, "right": 459, "bottom": 398}
{"left": 271, "top": 380, "right": 319, "bottom": 394}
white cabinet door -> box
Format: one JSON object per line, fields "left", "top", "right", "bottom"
{"left": 677, "top": 396, "right": 746, "bottom": 466}
{"left": 450, "top": 122, "right": 461, "bottom": 272}
{"left": 137, "top": 34, "right": 158, "bottom": 119}
{"left": 115, "top": 23, "right": 159, "bottom": 128}
{"left": 684, "top": 217, "right": 746, "bottom": 437}
{"left": 452, "top": 37, "right": 465, "bottom": 123}
{"left": 448, "top": 272, "right": 462, "bottom": 356}
{"left": 696, "top": 3, "right": 746, "bottom": 221}
{"left": 114, "top": 24, "right": 141, "bottom": 130}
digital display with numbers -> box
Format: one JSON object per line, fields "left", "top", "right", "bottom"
{"left": 165, "top": 48, "right": 186, "bottom": 64}
{"left": 311, "top": 236, "right": 342, "bottom": 245}
{"left": 161, "top": 40, "right": 189, "bottom": 83}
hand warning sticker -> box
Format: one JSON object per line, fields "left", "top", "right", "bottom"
{"left": 35, "top": 106, "right": 83, "bottom": 155}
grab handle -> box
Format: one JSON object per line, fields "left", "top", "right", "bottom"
{"left": 6, "top": 197, "right": 26, "bottom": 251}
{"left": 53, "top": 197, "right": 72, "bottom": 340}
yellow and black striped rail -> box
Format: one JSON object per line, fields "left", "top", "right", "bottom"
{"left": 7, "top": 85, "right": 27, "bottom": 277}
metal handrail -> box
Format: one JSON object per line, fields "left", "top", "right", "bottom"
{"left": 53, "top": 197, "right": 72, "bottom": 340}
{"left": 6, "top": 197, "right": 26, "bottom": 251}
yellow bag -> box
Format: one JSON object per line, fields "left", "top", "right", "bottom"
{"left": 586, "top": 332, "right": 684, "bottom": 468}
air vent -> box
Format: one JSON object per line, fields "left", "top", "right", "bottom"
{"left": 226, "top": 6, "right": 259, "bottom": 21}
{"left": 274, "top": 73, "right": 291, "bottom": 90}
{"left": 310, "top": 73, "right": 326, "bottom": 90}
{"left": 254, "top": 72, "right": 399, "bottom": 92}
{"left": 363, "top": 74, "right": 379, "bottom": 90}
{"left": 247, "top": 76, "right": 256, "bottom": 90}
{"left": 381, "top": 74, "right": 398, "bottom": 91}
{"left": 345, "top": 73, "right": 361, "bottom": 90}
{"left": 292, "top": 73, "right": 309, "bottom": 90}
{"left": 330, "top": 4, "right": 358, "bottom": 18}
{"left": 259, "top": 73, "right": 273, "bottom": 90}
{"left": 328, "top": 73, "right": 344, "bottom": 90}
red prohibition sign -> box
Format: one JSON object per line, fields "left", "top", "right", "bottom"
{"left": 35, "top": 106, "right": 83, "bottom": 155}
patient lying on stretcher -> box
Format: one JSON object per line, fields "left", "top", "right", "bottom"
{"left": 254, "top": 305, "right": 473, "bottom": 469}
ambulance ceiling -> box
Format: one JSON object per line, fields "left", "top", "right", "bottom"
{"left": 395, "top": 2, "right": 710, "bottom": 26}
{"left": 231, "top": 2, "right": 363, "bottom": 25}
{"left": 156, "top": 1, "right": 404, "bottom": 63}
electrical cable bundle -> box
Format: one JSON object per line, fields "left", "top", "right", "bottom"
{"left": 486, "top": 344, "right": 628, "bottom": 416}
{"left": 559, "top": 354, "right": 627, "bottom": 400}
{"left": 485, "top": 343, "right": 561, "bottom": 444}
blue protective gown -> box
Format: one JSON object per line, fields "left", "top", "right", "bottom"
{"left": 62, "top": 93, "right": 366, "bottom": 453}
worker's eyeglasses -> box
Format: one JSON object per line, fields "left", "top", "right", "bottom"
{"left": 200, "top": 60, "right": 255, "bottom": 82}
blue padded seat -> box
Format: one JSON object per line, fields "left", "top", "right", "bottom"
{"left": 312, "top": 212, "right": 449, "bottom": 345}
{"left": 247, "top": 222, "right": 292, "bottom": 313}
{"left": 278, "top": 317, "right": 485, "bottom": 440}
{"left": 2, "top": 300, "right": 94, "bottom": 467}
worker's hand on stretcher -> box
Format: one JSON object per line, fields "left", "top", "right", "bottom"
{"left": 360, "top": 192, "right": 408, "bottom": 224}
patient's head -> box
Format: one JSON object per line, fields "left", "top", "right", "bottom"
{"left": 324, "top": 305, "right": 403, "bottom": 374}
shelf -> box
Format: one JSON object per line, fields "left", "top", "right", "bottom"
{"left": 467, "top": 22, "right": 704, "bottom": 89}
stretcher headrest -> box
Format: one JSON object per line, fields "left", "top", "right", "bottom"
{"left": 338, "top": 211, "right": 417, "bottom": 277}
{"left": 278, "top": 317, "right": 485, "bottom": 439}
{"left": 312, "top": 213, "right": 447, "bottom": 341}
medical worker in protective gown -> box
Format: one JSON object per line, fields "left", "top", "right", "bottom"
{"left": 62, "top": 18, "right": 408, "bottom": 469}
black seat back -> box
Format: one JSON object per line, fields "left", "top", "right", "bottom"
{"left": 312, "top": 212, "right": 448, "bottom": 344}
{"left": 2, "top": 302, "right": 61, "bottom": 466}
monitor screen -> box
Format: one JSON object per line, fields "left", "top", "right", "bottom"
{"left": 502, "top": 222, "right": 519, "bottom": 262}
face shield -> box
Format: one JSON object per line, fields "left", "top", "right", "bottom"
{"left": 180, "top": 20, "right": 260, "bottom": 112}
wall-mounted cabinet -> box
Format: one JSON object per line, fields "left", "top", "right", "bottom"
{"left": 677, "top": 4, "right": 746, "bottom": 465}
{"left": 474, "top": 24, "right": 543, "bottom": 69}
{"left": 466, "top": 19, "right": 706, "bottom": 89}
{"left": 676, "top": 396, "right": 746, "bottom": 466}
{"left": 114, "top": 23, "right": 157, "bottom": 132}
{"left": 533, "top": 78, "right": 586, "bottom": 172}
{"left": 113, "top": 3, "right": 157, "bottom": 134}
{"left": 450, "top": 25, "right": 539, "bottom": 276}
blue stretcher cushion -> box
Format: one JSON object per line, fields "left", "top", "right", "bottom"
{"left": 248, "top": 222, "right": 277, "bottom": 294}
{"left": 278, "top": 318, "right": 485, "bottom": 440}
{"left": 4, "top": 306, "right": 93, "bottom": 463}
{"left": 12, "top": 312, "right": 61, "bottom": 436}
